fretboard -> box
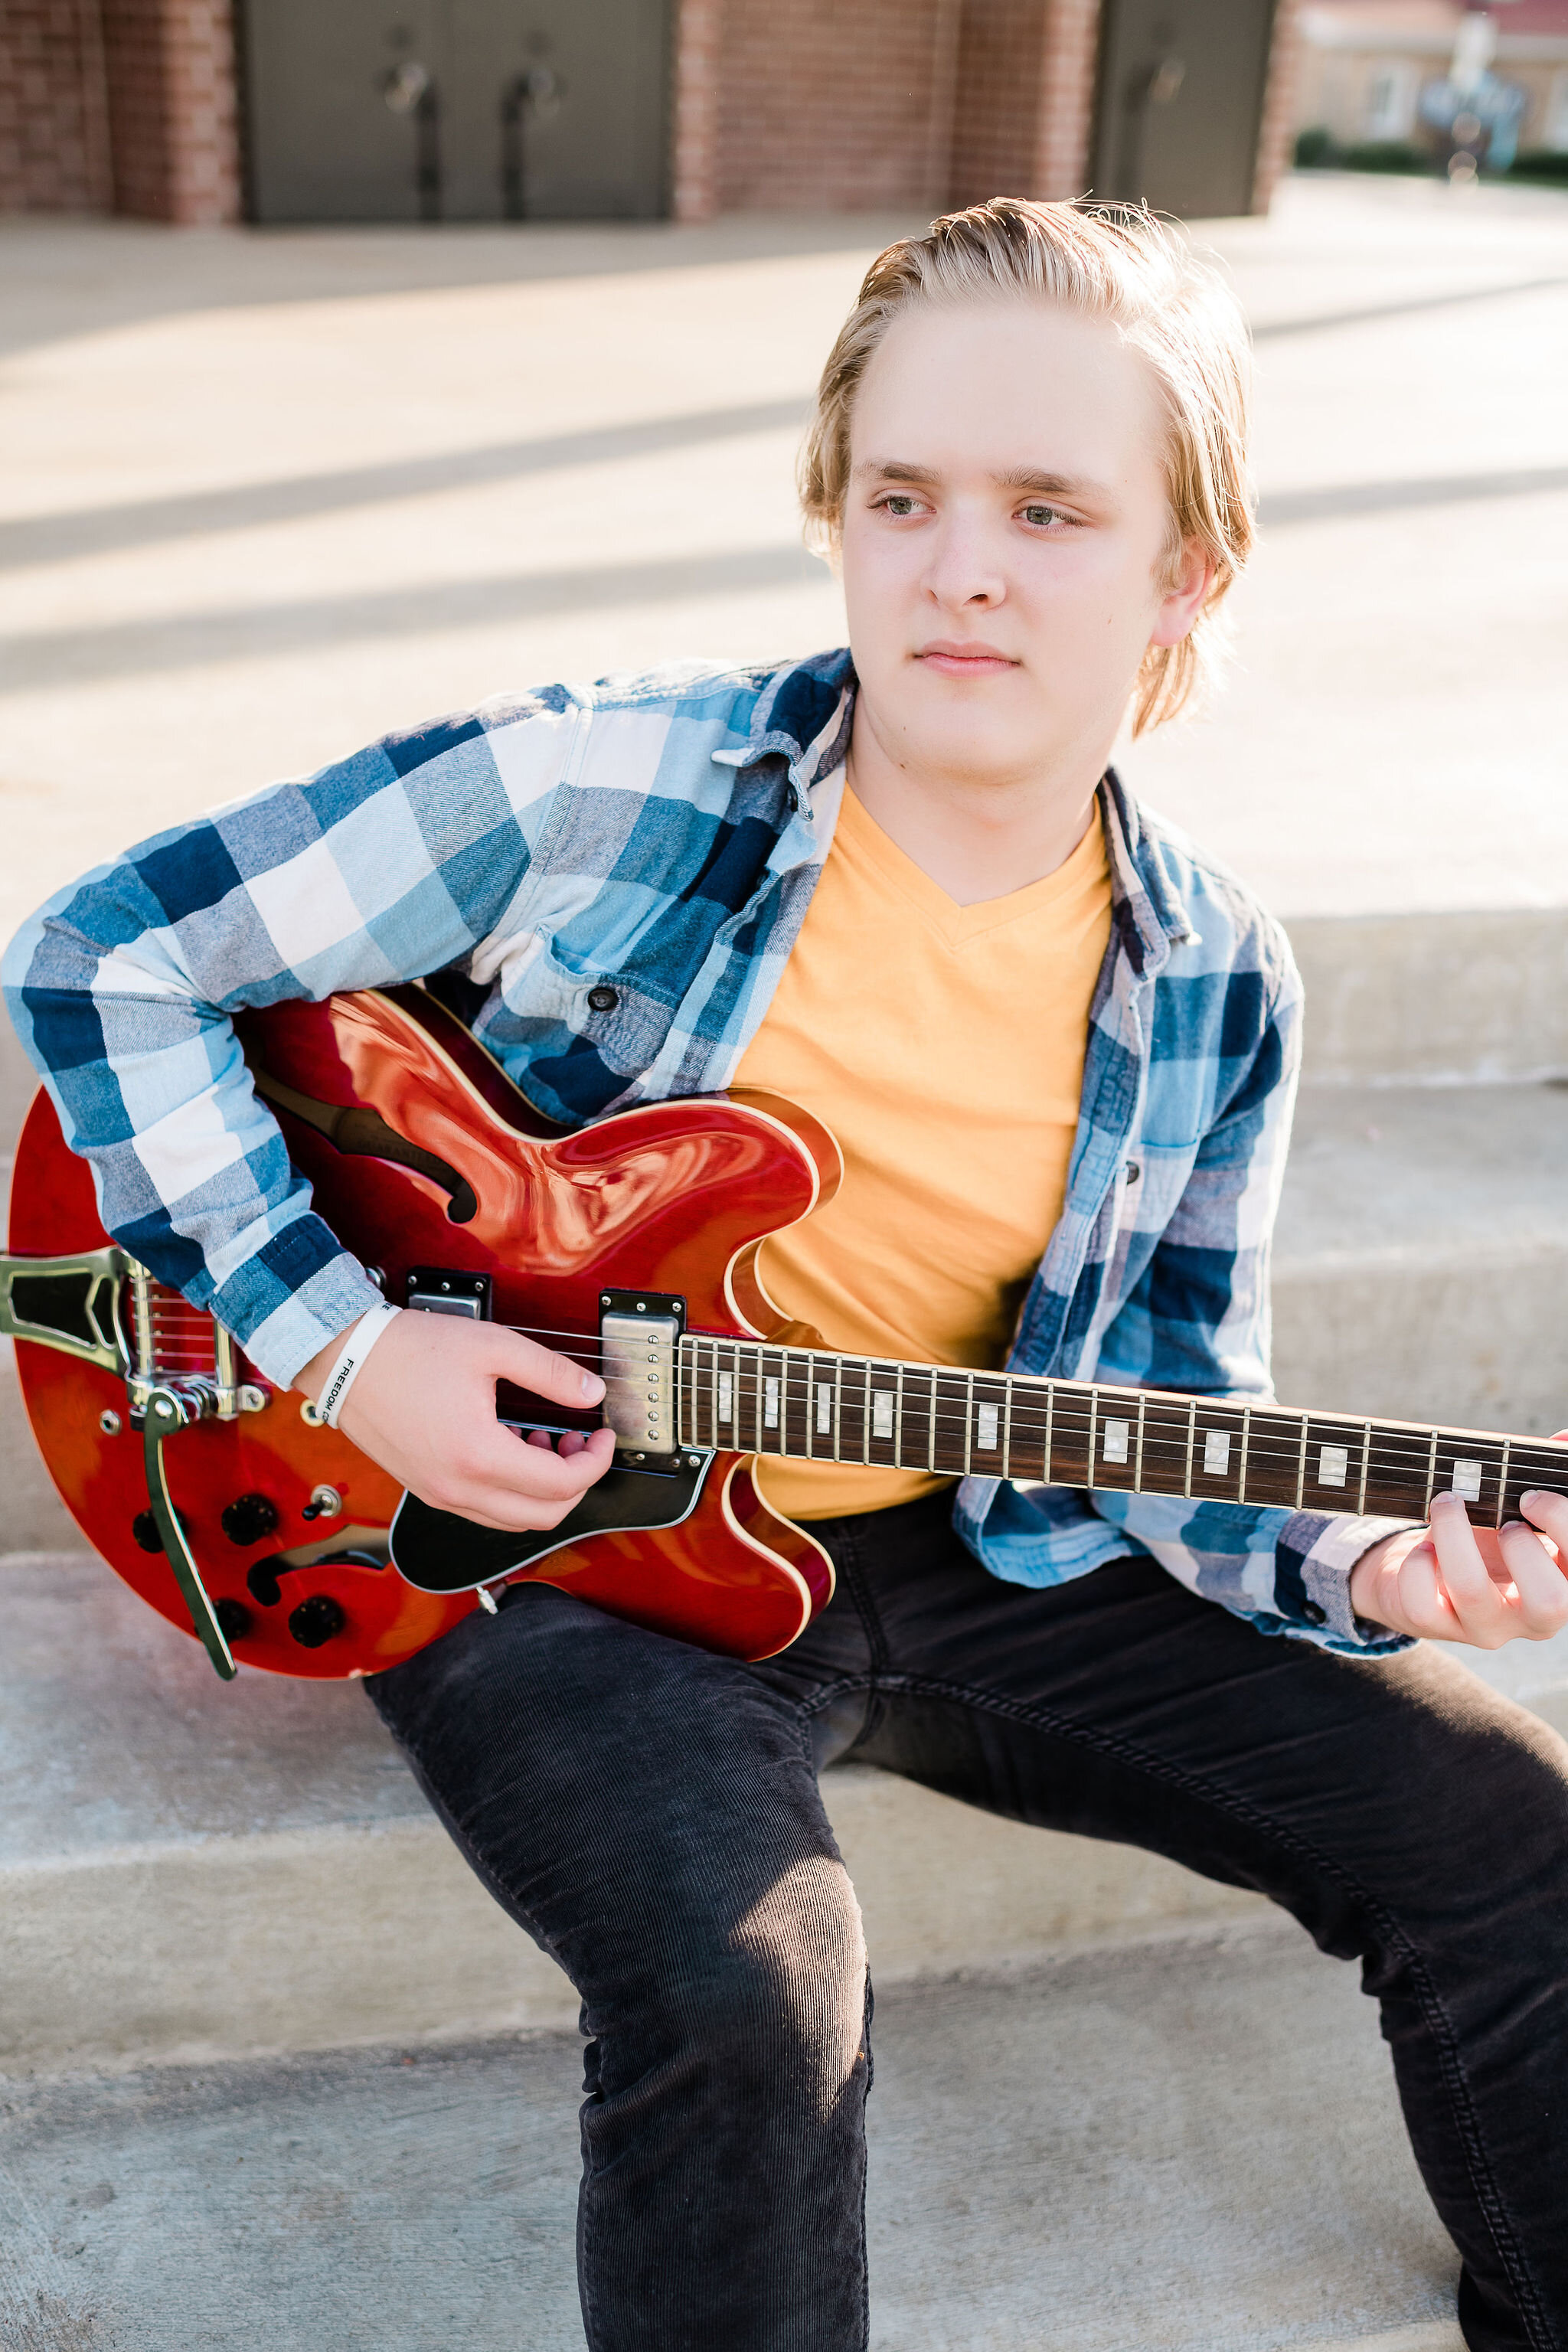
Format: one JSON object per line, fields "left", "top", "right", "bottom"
{"left": 677, "top": 1335, "right": 1568, "bottom": 1525}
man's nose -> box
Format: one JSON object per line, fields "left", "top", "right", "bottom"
{"left": 921, "top": 517, "right": 1005, "bottom": 607}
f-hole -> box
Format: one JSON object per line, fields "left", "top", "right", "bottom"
{"left": 248, "top": 1065, "right": 479, "bottom": 1223}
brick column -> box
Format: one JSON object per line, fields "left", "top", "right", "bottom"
{"left": 101, "top": 0, "right": 240, "bottom": 224}
{"left": 0, "top": 0, "right": 114, "bottom": 211}
{"left": 671, "top": 0, "right": 721, "bottom": 223}
{"left": 1031, "top": 0, "right": 1100, "bottom": 199}
{"left": 1251, "top": 0, "right": 1301, "bottom": 214}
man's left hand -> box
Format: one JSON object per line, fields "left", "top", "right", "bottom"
{"left": 1350, "top": 1435, "right": 1568, "bottom": 1646}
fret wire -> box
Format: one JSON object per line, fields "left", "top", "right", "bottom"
{"left": 832, "top": 1357, "right": 843, "bottom": 1462}
{"left": 964, "top": 1370, "right": 975, "bottom": 1475}
{"left": 862, "top": 1361, "right": 872, "bottom": 1467}
{"left": 1294, "top": 1416, "right": 1307, "bottom": 1508}
{"left": 1087, "top": 1387, "right": 1099, "bottom": 1485}
{"left": 895, "top": 1363, "right": 906, "bottom": 1472}
{"left": 1133, "top": 1393, "right": 1146, "bottom": 1489}
{"left": 679, "top": 1362, "right": 1568, "bottom": 1501}
{"left": 1184, "top": 1399, "right": 1196, "bottom": 1497}
{"left": 1237, "top": 1404, "right": 1252, "bottom": 1504}
{"left": 926, "top": 1370, "right": 937, "bottom": 1476}
{"left": 1001, "top": 1377, "right": 1014, "bottom": 1481}
{"left": 1423, "top": 1427, "right": 1439, "bottom": 1513}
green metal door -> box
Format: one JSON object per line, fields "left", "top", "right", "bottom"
{"left": 1092, "top": 0, "right": 1275, "bottom": 219}
{"left": 242, "top": 0, "right": 671, "bottom": 224}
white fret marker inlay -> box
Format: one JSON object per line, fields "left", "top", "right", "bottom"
{"left": 717, "top": 1373, "right": 733, "bottom": 1423}
{"left": 1452, "top": 1459, "right": 1484, "bottom": 1501}
{"left": 763, "top": 1377, "right": 780, "bottom": 1429}
{"left": 1318, "top": 1443, "right": 1348, "bottom": 1487}
{"left": 1102, "top": 1417, "right": 1130, "bottom": 1464}
{"left": 871, "top": 1390, "right": 895, "bottom": 1440}
{"left": 977, "top": 1403, "right": 1000, "bottom": 1451}
{"left": 1204, "top": 1430, "right": 1231, "bottom": 1475}
{"left": 815, "top": 1383, "right": 833, "bottom": 1434}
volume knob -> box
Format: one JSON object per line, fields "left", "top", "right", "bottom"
{"left": 220, "top": 1492, "right": 279, "bottom": 1547}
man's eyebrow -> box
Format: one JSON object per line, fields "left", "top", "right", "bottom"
{"left": 991, "top": 466, "right": 1117, "bottom": 503}
{"left": 851, "top": 458, "right": 1116, "bottom": 503}
{"left": 851, "top": 459, "right": 940, "bottom": 484}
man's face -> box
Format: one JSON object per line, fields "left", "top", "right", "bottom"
{"left": 839, "top": 296, "right": 1200, "bottom": 787}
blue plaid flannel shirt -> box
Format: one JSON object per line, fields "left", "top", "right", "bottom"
{"left": 4, "top": 647, "right": 1413, "bottom": 1655}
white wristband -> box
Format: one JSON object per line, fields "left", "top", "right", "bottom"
{"left": 315, "top": 1303, "right": 402, "bottom": 1429}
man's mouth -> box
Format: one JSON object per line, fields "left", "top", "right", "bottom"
{"left": 913, "top": 642, "right": 1020, "bottom": 677}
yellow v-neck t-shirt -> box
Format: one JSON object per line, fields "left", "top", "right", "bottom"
{"left": 733, "top": 780, "right": 1112, "bottom": 1521}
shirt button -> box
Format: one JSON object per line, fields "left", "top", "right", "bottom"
{"left": 1301, "top": 1600, "right": 1326, "bottom": 1625}
{"left": 1125, "top": 1161, "right": 1142, "bottom": 1184}
{"left": 786, "top": 785, "right": 800, "bottom": 812}
{"left": 587, "top": 985, "right": 619, "bottom": 1013}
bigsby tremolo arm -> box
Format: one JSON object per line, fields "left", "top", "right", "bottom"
{"left": 1, "top": 1244, "right": 264, "bottom": 1679}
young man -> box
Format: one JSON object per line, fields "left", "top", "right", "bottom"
{"left": 8, "top": 201, "right": 1568, "bottom": 2350}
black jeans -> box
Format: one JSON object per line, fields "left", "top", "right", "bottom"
{"left": 370, "top": 1490, "right": 1568, "bottom": 2352}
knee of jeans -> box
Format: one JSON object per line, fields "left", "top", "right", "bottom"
{"left": 684, "top": 1851, "right": 868, "bottom": 2109}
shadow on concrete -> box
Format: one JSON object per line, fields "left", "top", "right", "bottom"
{"left": 1252, "top": 271, "right": 1568, "bottom": 342}
{"left": 0, "top": 400, "right": 812, "bottom": 571}
{"left": 0, "top": 542, "right": 831, "bottom": 690}
{"left": 7, "top": 449, "right": 1566, "bottom": 688}
{"left": 0, "top": 214, "right": 921, "bottom": 361}
{"left": 1259, "top": 459, "right": 1568, "bottom": 528}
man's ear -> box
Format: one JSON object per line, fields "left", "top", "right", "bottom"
{"left": 1148, "top": 542, "right": 1216, "bottom": 649}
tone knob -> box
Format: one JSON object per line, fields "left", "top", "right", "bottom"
{"left": 288, "top": 1593, "right": 347, "bottom": 1648}
{"left": 220, "top": 1492, "right": 279, "bottom": 1547}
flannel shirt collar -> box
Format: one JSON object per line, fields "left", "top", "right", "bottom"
{"left": 707, "top": 646, "right": 1200, "bottom": 968}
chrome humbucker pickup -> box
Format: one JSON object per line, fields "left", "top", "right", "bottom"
{"left": 599, "top": 1290, "right": 684, "bottom": 1462}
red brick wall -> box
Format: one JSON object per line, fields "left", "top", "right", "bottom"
{"left": 100, "top": 0, "right": 238, "bottom": 222}
{"left": 949, "top": 0, "right": 1101, "bottom": 207}
{"left": 0, "top": 0, "right": 113, "bottom": 211}
{"left": 711, "top": 0, "right": 961, "bottom": 213}
{"left": 949, "top": 0, "right": 1050, "bottom": 203}
{"left": 1033, "top": 0, "right": 1099, "bottom": 198}
{"left": 671, "top": 0, "right": 722, "bottom": 220}
{"left": 1251, "top": 0, "right": 1301, "bottom": 214}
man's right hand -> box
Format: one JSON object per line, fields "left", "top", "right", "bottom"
{"left": 296, "top": 1310, "right": 615, "bottom": 1532}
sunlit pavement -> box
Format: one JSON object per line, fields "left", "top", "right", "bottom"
{"left": 2, "top": 171, "right": 1566, "bottom": 946}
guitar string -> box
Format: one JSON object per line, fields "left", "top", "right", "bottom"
{"left": 141, "top": 1298, "right": 1566, "bottom": 1483}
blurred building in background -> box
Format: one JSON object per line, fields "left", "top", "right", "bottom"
{"left": 1293, "top": 1, "right": 1568, "bottom": 177}
{"left": 0, "top": 0, "right": 1304, "bottom": 229}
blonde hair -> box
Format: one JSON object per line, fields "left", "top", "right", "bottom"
{"left": 799, "top": 197, "right": 1254, "bottom": 735}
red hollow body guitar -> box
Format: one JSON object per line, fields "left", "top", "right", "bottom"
{"left": 4, "top": 985, "right": 1566, "bottom": 1682}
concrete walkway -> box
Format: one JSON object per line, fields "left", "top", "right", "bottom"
{"left": 2, "top": 172, "right": 1566, "bottom": 943}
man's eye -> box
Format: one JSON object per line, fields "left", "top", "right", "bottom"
{"left": 1021, "top": 503, "right": 1063, "bottom": 528}
{"left": 881, "top": 495, "right": 920, "bottom": 518}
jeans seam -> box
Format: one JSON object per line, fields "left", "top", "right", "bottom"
{"left": 874, "top": 1667, "right": 1555, "bottom": 2351}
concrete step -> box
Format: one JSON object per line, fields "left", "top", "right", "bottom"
{"left": 0, "top": 1922, "right": 1466, "bottom": 2352}
{"left": 1288, "top": 908, "right": 1568, "bottom": 1089}
{"left": 2, "top": 1545, "right": 1564, "bottom": 2081}
{"left": 1272, "top": 1080, "right": 1568, "bottom": 1434}
{"left": 0, "top": 1549, "right": 1268, "bottom": 2079}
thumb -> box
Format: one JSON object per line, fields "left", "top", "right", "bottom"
{"left": 487, "top": 1323, "right": 605, "bottom": 1413}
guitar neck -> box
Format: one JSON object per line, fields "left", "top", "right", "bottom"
{"left": 678, "top": 1335, "right": 1568, "bottom": 1526}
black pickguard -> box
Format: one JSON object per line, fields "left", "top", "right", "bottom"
{"left": 389, "top": 1454, "right": 714, "bottom": 1594}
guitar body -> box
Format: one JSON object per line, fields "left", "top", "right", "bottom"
{"left": 7, "top": 988, "right": 839, "bottom": 1677}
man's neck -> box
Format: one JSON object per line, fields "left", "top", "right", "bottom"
{"left": 844, "top": 704, "right": 1107, "bottom": 910}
